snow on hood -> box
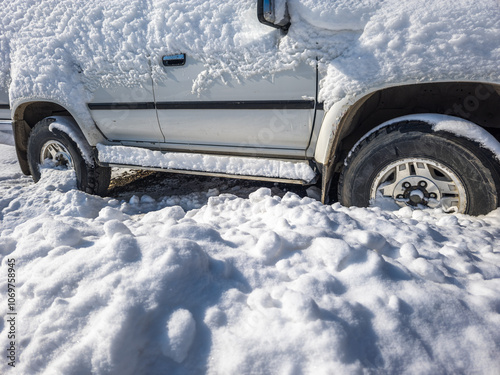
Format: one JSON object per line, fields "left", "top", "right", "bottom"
{"left": 1, "top": 0, "right": 499, "bottom": 111}
{"left": 315, "top": 0, "right": 500, "bottom": 105}
{"left": 1, "top": 135, "right": 500, "bottom": 374}
{"left": 289, "top": 0, "right": 380, "bottom": 31}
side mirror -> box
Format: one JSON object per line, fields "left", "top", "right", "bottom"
{"left": 257, "top": 0, "right": 290, "bottom": 30}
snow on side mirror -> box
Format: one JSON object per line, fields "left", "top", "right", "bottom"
{"left": 257, "top": 0, "right": 290, "bottom": 30}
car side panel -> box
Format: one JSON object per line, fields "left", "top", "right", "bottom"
{"left": 153, "top": 57, "right": 316, "bottom": 154}
{"left": 88, "top": 79, "right": 164, "bottom": 142}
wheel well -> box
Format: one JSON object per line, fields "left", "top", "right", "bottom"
{"left": 14, "top": 101, "right": 70, "bottom": 127}
{"left": 326, "top": 81, "right": 500, "bottom": 201}
{"left": 13, "top": 101, "right": 71, "bottom": 175}
{"left": 338, "top": 82, "right": 500, "bottom": 155}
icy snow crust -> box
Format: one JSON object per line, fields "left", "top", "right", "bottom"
{"left": 1, "top": 133, "right": 500, "bottom": 374}
{"left": 97, "top": 144, "right": 317, "bottom": 182}
{"left": 1, "top": 0, "right": 499, "bottom": 114}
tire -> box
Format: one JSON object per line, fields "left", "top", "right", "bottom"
{"left": 338, "top": 120, "right": 500, "bottom": 215}
{"left": 27, "top": 118, "right": 111, "bottom": 195}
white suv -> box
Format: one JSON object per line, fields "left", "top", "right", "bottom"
{"left": 2, "top": 0, "right": 500, "bottom": 215}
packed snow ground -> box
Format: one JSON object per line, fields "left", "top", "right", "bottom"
{"left": 1, "top": 130, "right": 500, "bottom": 374}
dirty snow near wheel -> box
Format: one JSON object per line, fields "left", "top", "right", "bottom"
{"left": 1, "top": 132, "right": 500, "bottom": 374}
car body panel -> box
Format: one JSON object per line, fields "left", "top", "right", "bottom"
{"left": 153, "top": 56, "right": 316, "bottom": 155}
{"left": 88, "top": 79, "right": 163, "bottom": 143}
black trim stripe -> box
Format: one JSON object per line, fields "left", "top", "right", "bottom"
{"left": 88, "top": 102, "right": 155, "bottom": 110}
{"left": 0, "top": 104, "right": 10, "bottom": 110}
{"left": 88, "top": 100, "right": 315, "bottom": 111}
{"left": 156, "top": 100, "right": 314, "bottom": 110}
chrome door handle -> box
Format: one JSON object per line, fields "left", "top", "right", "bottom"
{"left": 162, "top": 53, "right": 186, "bottom": 66}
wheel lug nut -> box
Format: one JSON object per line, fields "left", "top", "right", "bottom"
{"left": 396, "top": 194, "right": 404, "bottom": 199}
{"left": 429, "top": 193, "right": 437, "bottom": 199}
{"left": 403, "top": 182, "right": 411, "bottom": 188}
{"left": 419, "top": 181, "right": 427, "bottom": 187}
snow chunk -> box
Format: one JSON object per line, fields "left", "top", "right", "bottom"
{"left": 161, "top": 309, "right": 197, "bottom": 363}
{"left": 203, "top": 307, "right": 227, "bottom": 328}
{"left": 39, "top": 168, "right": 78, "bottom": 192}
{"left": 43, "top": 219, "right": 82, "bottom": 248}
{"left": 247, "top": 289, "right": 280, "bottom": 311}
{"left": 281, "top": 290, "right": 319, "bottom": 322}
{"left": 410, "top": 258, "right": 446, "bottom": 283}
{"left": 98, "top": 206, "right": 126, "bottom": 221}
{"left": 346, "top": 229, "right": 386, "bottom": 251}
{"left": 140, "top": 195, "right": 156, "bottom": 204}
{"left": 399, "top": 243, "right": 419, "bottom": 259}
{"left": 309, "top": 237, "right": 352, "bottom": 272}
{"left": 249, "top": 187, "right": 272, "bottom": 203}
{"left": 103, "top": 220, "right": 132, "bottom": 238}
{"left": 249, "top": 230, "right": 283, "bottom": 264}
{"left": 437, "top": 215, "right": 459, "bottom": 227}
{"left": 104, "top": 234, "right": 141, "bottom": 263}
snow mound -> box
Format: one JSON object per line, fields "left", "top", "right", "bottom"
{"left": 1, "top": 144, "right": 500, "bottom": 373}
{"left": 161, "top": 309, "right": 197, "bottom": 363}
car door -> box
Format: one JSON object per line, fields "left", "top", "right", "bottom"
{"left": 152, "top": 49, "right": 317, "bottom": 158}
{"left": 88, "top": 77, "right": 164, "bottom": 143}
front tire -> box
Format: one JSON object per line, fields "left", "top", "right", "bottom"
{"left": 338, "top": 121, "right": 500, "bottom": 215}
{"left": 27, "top": 118, "right": 110, "bottom": 195}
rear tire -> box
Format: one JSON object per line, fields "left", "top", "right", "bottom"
{"left": 27, "top": 118, "right": 110, "bottom": 195}
{"left": 338, "top": 120, "right": 500, "bottom": 215}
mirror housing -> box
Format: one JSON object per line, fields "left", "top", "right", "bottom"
{"left": 257, "top": 0, "right": 290, "bottom": 30}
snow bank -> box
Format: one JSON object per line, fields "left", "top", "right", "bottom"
{"left": 1, "top": 0, "right": 499, "bottom": 113}
{"left": 1, "top": 134, "right": 500, "bottom": 374}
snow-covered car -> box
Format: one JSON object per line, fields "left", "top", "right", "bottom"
{"left": 1, "top": 0, "right": 500, "bottom": 215}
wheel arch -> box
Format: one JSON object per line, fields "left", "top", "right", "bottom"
{"left": 26, "top": 117, "right": 111, "bottom": 195}
{"left": 316, "top": 81, "right": 500, "bottom": 203}
{"left": 12, "top": 99, "right": 104, "bottom": 175}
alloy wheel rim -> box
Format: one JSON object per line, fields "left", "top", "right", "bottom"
{"left": 370, "top": 158, "right": 467, "bottom": 213}
{"left": 40, "top": 140, "right": 74, "bottom": 170}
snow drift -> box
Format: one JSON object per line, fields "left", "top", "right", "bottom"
{"left": 1, "top": 128, "right": 500, "bottom": 373}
